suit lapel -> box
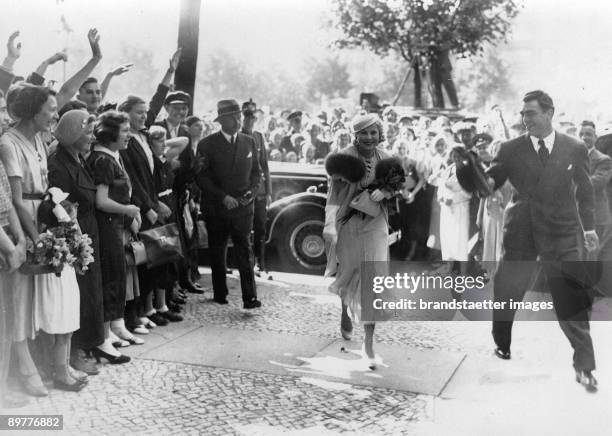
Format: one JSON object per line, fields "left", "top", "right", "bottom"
{"left": 516, "top": 134, "right": 542, "bottom": 177}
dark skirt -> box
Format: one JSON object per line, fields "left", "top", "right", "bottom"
{"left": 97, "top": 213, "right": 127, "bottom": 321}
{"left": 72, "top": 216, "right": 105, "bottom": 349}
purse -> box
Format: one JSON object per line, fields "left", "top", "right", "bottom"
{"left": 196, "top": 220, "right": 208, "bottom": 249}
{"left": 350, "top": 191, "right": 381, "bottom": 217}
{"left": 125, "top": 239, "right": 148, "bottom": 266}
{"left": 139, "top": 223, "right": 183, "bottom": 268}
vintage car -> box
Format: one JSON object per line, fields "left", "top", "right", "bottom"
{"left": 265, "top": 161, "right": 400, "bottom": 274}
{"left": 198, "top": 161, "right": 400, "bottom": 275}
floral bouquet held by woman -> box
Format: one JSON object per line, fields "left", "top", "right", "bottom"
{"left": 326, "top": 154, "right": 406, "bottom": 224}
{"left": 20, "top": 188, "right": 94, "bottom": 277}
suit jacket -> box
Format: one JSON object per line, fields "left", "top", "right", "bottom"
{"left": 487, "top": 132, "right": 595, "bottom": 254}
{"left": 153, "top": 119, "right": 190, "bottom": 140}
{"left": 242, "top": 129, "right": 271, "bottom": 196}
{"left": 588, "top": 147, "right": 612, "bottom": 226}
{"left": 119, "top": 85, "right": 169, "bottom": 228}
{"left": 196, "top": 131, "right": 261, "bottom": 217}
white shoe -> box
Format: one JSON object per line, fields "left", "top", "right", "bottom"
{"left": 109, "top": 330, "right": 129, "bottom": 348}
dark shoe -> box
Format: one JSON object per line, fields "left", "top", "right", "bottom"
{"left": 167, "top": 302, "right": 182, "bottom": 313}
{"left": 213, "top": 297, "right": 229, "bottom": 305}
{"left": 89, "top": 348, "right": 131, "bottom": 365}
{"left": 148, "top": 312, "right": 169, "bottom": 326}
{"left": 70, "top": 350, "right": 100, "bottom": 375}
{"left": 172, "top": 295, "right": 187, "bottom": 305}
{"left": 494, "top": 348, "right": 511, "bottom": 360}
{"left": 243, "top": 299, "right": 262, "bottom": 309}
{"left": 181, "top": 280, "right": 205, "bottom": 294}
{"left": 159, "top": 310, "right": 183, "bottom": 322}
{"left": 576, "top": 370, "right": 598, "bottom": 392}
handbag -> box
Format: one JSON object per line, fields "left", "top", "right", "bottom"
{"left": 349, "top": 191, "right": 381, "bottom": 217}
{"left": 125, "top": 239, "right": 148, "bottom": 266}
{"left": 196, "top": 220, "right": 208, "bottom": 249}
{"left": 139, "top": 223, "right": 183, "bottom": 268}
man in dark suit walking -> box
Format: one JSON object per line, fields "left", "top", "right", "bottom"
{"left": 487, "top": 90, "right": 599, "bottom": 391}
{"left": 197, "top": 99, "right": 262, "bottom": 309}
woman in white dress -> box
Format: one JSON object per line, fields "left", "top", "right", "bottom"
{"left": 437, "top": 147, "right": 472, "bottom": 262}
{"left": 0, "top": 86, "right": 84, "bottom": 394}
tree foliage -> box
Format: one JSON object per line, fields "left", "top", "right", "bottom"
{"left": 332, "top": 0, "right": 521, "bottom": 107}
{"left": 333, "top": 0, "right": 520, "bottom": 60}
{"left": 305, "top": 56, "right": 352, "bottom": 101}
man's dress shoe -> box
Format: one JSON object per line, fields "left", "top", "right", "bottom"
{"left": 494, "top": 348, "right": 511, "bottom": 360}
{"left": 576, "top": 370, "right": 598, "bottom": 392}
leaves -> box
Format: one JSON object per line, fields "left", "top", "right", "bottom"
{"left": 332, "top": 0, "right": 521, "bottom": 61}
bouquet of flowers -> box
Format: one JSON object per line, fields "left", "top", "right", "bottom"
{"left": 20, "top": 188, "right": 94, "bottom": 277}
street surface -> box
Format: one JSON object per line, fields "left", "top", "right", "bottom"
{"left": 4, "top": 268, "right": 611, "bottom": 435}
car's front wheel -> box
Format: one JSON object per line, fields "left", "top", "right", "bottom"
{"left": 277, "top": 212, "right": 326, "bottom": 275}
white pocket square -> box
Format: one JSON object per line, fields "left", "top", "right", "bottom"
{"left": 567, "top": 164, "right": 573, "bottom": 170}
{"left": 246, "top": 152, "right": 252, "bottom": 158}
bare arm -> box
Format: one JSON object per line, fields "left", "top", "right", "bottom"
{"left": 55, "top": 29, "right": 103, "bottom": 109}
{"left": 33, "top": 52, "right": 68, "bottom": 80}
{"left": 1, "top": 31, "right": 20, "bottom": 73}
{"left": 99, "top": 63, "right": 133, "bottom": 101}
{"left": 8, "top": 177, "right": 38, "bottom": 242}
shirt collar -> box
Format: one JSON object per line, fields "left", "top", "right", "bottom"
{"left": 93, "top": 145, "right": 121, "bottom": 163}
{"left": 530, "top": 130, "right": 555, "bottom": 153}
{"left": 221, "top": 130, "right": 236, "bottom": 144}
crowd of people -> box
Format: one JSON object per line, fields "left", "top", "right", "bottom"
{"left": 0, "top": 26, "right": 608, "bottom": 409}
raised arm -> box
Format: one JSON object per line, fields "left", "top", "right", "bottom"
{"left": 99, "top": 63, "right": 133, "bottom": 101}
{"left": 0, "top": 31, "right": 20, "bottom": 94}
{"left": 29, "top": 52, "right": 68, "bottom": 85}
{"left": 145, "top": 49, "right": 182, "bottom": 127}
{"left": 55, "top": 28, "right": 103, "bottom": 109}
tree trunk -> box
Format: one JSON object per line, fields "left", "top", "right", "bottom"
{"left": 429, "top": 55, "right": 445, "bottom": 109}
{"left": 413, "top": 59, "right": 422, "bottom": 108}
{"left": 175, "top": 0, "right": 201, "bottom": 113}
{"left": 392, "top": 66, "right": 412, "bottom": 106}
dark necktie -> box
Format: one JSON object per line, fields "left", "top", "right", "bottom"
{"left": 537, "top": 139, "right": 549, "bottom": 166}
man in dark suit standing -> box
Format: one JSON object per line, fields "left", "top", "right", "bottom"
{"left": 487, "top": 90, "right": 599, "bottom": 391}
{"left": 197, "top": 99, "right": 262, "bottom": 309}
{"left": 153, "top": 91, "right": 205, "bottom": 294}
{"left": 241, "top": 99, "right": 272, "bottom": 276}
{"left": 579, "top": 121, "right": 612, "bottom": 255}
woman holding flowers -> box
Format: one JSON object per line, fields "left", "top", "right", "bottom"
{"left": 0, "top": 86, "right": 83, "bottom": 394}
{"left": 48, "top": 109, "right": 104, "bottom": 376}
{"left": 323, "top": 113, "right": 396, "bottom": 369}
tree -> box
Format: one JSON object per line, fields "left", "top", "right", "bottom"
{"left": 455, "top": 47, "right": 516, "bottom": 112}
{"left": 305, "top": 56, "right": 352, "bottom": 102}
{"left": 332, "top": 0, "right": 521, "bottom": 108}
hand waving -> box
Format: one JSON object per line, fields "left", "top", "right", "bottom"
{"left": 88, "top": 28, "right": 102, "bottom": 59}
{"left": 46, "top": 52, "right": 68, "bottom": 65}
{"left": 110, "top": 63, "right": 133, "bottom": 76}
{"left": 6, "top": 31, "right": 21, "bottom": 60}
{"left": 168, "top": 48, "right": 182, "bottom": 72}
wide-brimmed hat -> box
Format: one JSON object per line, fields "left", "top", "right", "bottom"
{"left": 214, "top": 99, "right": 242, "bottom": 122}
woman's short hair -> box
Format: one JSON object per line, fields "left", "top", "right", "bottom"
{"left": 117, "top": 95, "right": 146, "bottom": 113}
{"left": 148, "top": 125, "right": 167, "bottom": 141}
{"left": 185, "top": 115, "right": 202, "bottom": 127}
{"left": 94, "top": 110, "right": 129, "bottom": 144}
{"left": 11, "top": 86, "right": 56, "bottom": 121}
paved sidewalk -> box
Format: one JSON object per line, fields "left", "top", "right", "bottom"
{"left": 3, "top": 268, "right": 611, "bottom": 435}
